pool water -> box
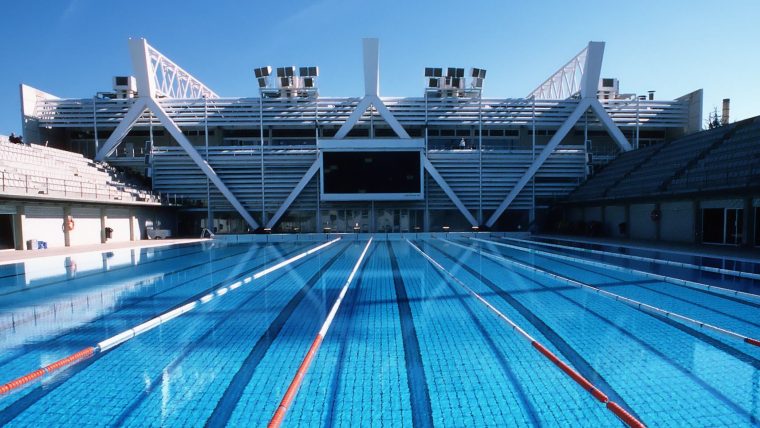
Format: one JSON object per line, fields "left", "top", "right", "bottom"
{"left": 0, "top": 236, "right": 757, "bottom": 427}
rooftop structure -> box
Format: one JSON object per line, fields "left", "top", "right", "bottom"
{"left": 19, "top": 38, "right": 703, "bottom": 233}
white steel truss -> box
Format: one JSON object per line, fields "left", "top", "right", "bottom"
{"left": 528, "top": 45, "right": 589, "bottom": 100}
{"left": 131, "top": 38, "right": 218, "bottom": 99}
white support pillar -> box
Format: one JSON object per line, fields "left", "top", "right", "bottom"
{"left": 589, "top": 99, "right": 633, "bottom": 151}
{"left": 371, "top": 97, "right": 411, "bottom": 139}
{"left": 266, "top": 157, "right": 321, "bottom": 229}
{"left": 363, "top": 38, "right": 379, "bottom": 97}
{"left": 423, "top": 157, "right": 478, "bottom": 227}
{"left": 580, "top": 41, "right": 605, "bottom": 99}
{"left": 94, "top": 99, "right": 148, "bottom": 161}
{"left": 100, "top": 207, "right": 107, "bottom": 244}
{"left": 485, "top": 98, "right": 592, "bottom": 228}
{"left": 147, "top": 98, "right": 259, "bottom": 230}
{"left": 334, "top": 97, "right": 373, "bottom": 139}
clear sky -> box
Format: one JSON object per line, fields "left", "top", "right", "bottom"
{"left": 1, "top": 0, "right": 758, "bottom": 135}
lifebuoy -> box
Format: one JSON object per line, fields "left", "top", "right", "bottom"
{"left": 65, "top": 216, "right": 75, "bottom": 231}
{"left": 650, "top": 209, "right": 661, "bottom": 222}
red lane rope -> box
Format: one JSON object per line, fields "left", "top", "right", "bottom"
{"left": 268, "top": 238, "right": 373, "bottom": 428}
{"left": 531, "top": 342, "right": 608, "bottom": 403}
{"left": 461, "top": 237, "right": 760, "bottom": 348}
{"left": 269, "top": 335, "right": 324, "bottom": 427}
{"left": 408, "top": 239, "right": 647, "bottom": 428}
{"left": 0, "top": 240, "right": 342, "bottom": 396}
{"left": 0, "top": 346, "right": 95, "bottom": 395}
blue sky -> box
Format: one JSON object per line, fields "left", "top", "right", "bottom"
{"left": 1, "top": 0, "right": 758, "bottom": 135}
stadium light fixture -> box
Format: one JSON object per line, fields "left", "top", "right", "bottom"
{"left": 254, "top": 66, "right": 272, "bottom": 88}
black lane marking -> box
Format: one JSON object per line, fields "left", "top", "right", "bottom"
{"left": 204, "top": 243, "right": 350, "bottom": 427}
{"left": 387, "top": 241, "right": 434, "bottom": 428}
{"left": 0, "top": 243, "right": 306, "bottom": 371}
{"left": 466, "top": 241, "right": 757, "bottom": 422}
{"left": 111, "top": 245, "right": 338, "bottom": 426}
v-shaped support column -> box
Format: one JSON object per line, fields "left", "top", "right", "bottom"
{"left": 94, "top": 99, "right": 148, "bottom": 161}
{"left": 333, "top": 96, "right": 411, "bottom": 139}
{"left": 484, "top": 96, "right": 632, "bottom": 228}
{"left": 146, "top": 99, "right": 259, "bottom": 230}
{"left": 485, "top": 98, "right": 591, "bottom": 228}
{"left": 266, "top": 157, "right": 321, "bottom": 229}
{"left": 95, "top": 98, "right": 259, "bottom": 230}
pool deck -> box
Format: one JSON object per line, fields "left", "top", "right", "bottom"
{"left": 0, "top": 239, "right": 208, "bottom": 265}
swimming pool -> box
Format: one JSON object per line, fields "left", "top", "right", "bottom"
{"left": 0, "top": 235, "right": 757, "bottom": 427}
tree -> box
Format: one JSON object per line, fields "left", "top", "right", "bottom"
{"left": 706, "top": 107, "right": 722, "bottom": 129}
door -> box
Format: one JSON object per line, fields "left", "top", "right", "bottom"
{"left": 702, "top": 207, "right": 744, "bottom": 245}
{"left": 725, "top": 208, "right": 743, "bottom": 245}
{"left": 0, "top": 214, "right": 13, "bottom": 249}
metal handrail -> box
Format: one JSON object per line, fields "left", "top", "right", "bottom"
{"left": 0, "top": 169, "right": 161, "bottom": 203}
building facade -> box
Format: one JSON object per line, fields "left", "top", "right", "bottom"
{"left": 20, "top": 38, "right": 702, "bottom": 234}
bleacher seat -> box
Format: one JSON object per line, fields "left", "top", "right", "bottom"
{"left": 0, "top": 140, "right": 160, "bottom": 204}
{"left": 569, "top": 119, "right": 757, "bottom": 202}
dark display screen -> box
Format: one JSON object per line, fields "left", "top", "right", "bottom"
{"left": 323, "top": 151, "right": 421, "bottom": 195}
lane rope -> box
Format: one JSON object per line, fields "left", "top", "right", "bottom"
{"left": 477, "top": 238, "right": 760, "bottom": 304}
{"left": 453, "top": 238, "right": 760, "bottom": 348}
{"left": 269, "top": 238, "right": 373, "bottom": 428}
{"left": 0, "top": 238, "right": 342, "bottom": 395}
{"left": 502, "top": 236, "right": 760, "bottom": 281}
{"left": 536, "top": 235, "right": 760, "bottom": 264}
{"left": 406, "top": 239, "right": 646, "bottom": 428}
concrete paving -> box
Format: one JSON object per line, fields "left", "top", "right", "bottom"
{"left": 0, "top": 238, "right": 208, "bottom": 265}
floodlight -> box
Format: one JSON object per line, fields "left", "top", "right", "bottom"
{"left": 309, "top": 66, "right": 318, "bottom": 76}
{"left": 257, "top": 77, "right": 268, "bottom": 88}
{"left": 428, "top": 78, "right": 439, "bottom": 88}
{"left": 276, "top": 67, "right": 286, "bottom": 78}
{"left": 447, "top": 67, "right": 456, "bottom": 77}
{"left": 285, "top": 66, "right": 295, "bottom": 77}
{"left": 303, "top": 77, "right": 315, "bottom": 88}
{"left": 433, "top": 68, "right": 442, "bottom": 77}
{"left": 471, "top": 67, "right": 486, "bottom": 79}
{"left": 299, "top": 66, "right": 309, "bottom": 76}
{"left": 255, "top": 66, "right": 272, "bottom": 78}
{"left": 471, "top": 77, "right": 483, "bottom": 88}
{"left": 425, "top": 67, "right": 434, "bottom": 77}
{"left": 456, "top": 68, "right": 464, "bottom": 78}
{"left": 451, "top": 77, "right": 461, "bottom": 88}
{"left": 280, "top": 77, "right": 291, "bottom": 87}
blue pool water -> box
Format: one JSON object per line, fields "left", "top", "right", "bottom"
{"left": 0, "top": 236, "right": 757, "bottom": 427}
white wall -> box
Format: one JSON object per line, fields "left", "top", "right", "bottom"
{"left": 584, "top": 206, "right": 603, "bottom": 223}
{"left": 69, "top": 207, "right": 101, "bottom": 246}
{"left": 629, "top": 203, "right": 657, "bottom": 240}
{"left": 604, "top": 205, "right": 627, "bottom": 237}
{"left": 105, "top": 208, "right": 131, "bottom": 242}
{"left": 660, "top": 201, "right": 695, "bottom": 243}
{"left": 23, "top": 206, "right": 65, "bottom": 247}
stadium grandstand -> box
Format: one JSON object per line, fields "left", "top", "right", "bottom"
{"left": 560, "top": 115, "right": 760, "bottom": 246}
{"left": 9, "top": 36, "right": 722, "bottom": 248}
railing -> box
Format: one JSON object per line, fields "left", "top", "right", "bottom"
{"left": 0, "top": 169, "right": 161, "bottom": 204}
{"left": 34, "top": 96, "right": 690, "bottom": 129}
